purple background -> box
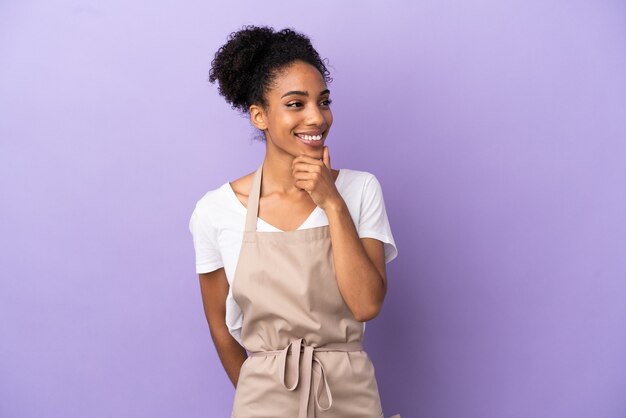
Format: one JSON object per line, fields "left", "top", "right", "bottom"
{"left": 1, "top": 1, "right": 625, "bottom": 417}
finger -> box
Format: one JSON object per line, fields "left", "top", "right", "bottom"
{"left": 292, "top": 171, "right": 318, "bottom": 182}
{"left": 293, "top": 162, "right": 322, "bottom": 174}
{"left": 323, "top": 146, "right": 331, "bottom": 170}
{"left": 295, "top": 153, "right": 324, "bottom": 165}
{"left": 294, "top": 179, "right": 313, "bottom": 191}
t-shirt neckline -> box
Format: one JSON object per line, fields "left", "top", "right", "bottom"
{"left": 225, "top": 168, "right": 345, "bottom": 232}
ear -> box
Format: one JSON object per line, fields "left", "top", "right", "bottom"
{"left": 249, "top": 104, "right": 268, "bottom": 131}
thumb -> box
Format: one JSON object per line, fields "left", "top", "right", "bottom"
{"left": 323, "top": 146, "right": 331, "bottom": 170}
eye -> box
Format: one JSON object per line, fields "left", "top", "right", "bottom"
{"left": 321, "top": 98, "right": 333, "bottom": 106}
{"left": 286, "top": 101, "right": 303, "bottom": 108}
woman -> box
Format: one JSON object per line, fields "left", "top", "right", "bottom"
{"left": 189, "top": 25, "right": 399, "bottom": 418}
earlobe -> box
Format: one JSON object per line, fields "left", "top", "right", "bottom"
{"left": 249, "top": 105, "right": 267, "bottom": 131}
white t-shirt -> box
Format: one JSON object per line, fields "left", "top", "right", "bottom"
{"left": 188, "top": 168, "right": 398, "bottom": 346}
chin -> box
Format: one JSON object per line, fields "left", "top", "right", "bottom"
{"left": 299, "top": 149, "right": 323, "bottom": 159}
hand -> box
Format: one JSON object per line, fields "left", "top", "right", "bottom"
{"left": 291, "top": 146, "right": 342, "bottom": 211}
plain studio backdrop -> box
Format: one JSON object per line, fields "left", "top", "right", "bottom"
{"left": 1, "top": 1, "right": 625, "bottom": 417}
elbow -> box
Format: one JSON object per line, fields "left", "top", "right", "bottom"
{"left": 352, "top": 301, "right": 383, "bottom": 322}
{"left": 349, "top": 275, "right": 387, "bottom": 322}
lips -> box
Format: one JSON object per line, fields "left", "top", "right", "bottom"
{"left": 295, "top": 132, "right": 324, "bottom": 141}
{"left": 294, "top": 131, "right": 325, "bottom": 147}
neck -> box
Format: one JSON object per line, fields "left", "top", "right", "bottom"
{"left": 262, "top": 145, "right": 312, "bottom": 197}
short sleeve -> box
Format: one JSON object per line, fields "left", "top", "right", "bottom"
{"left": 188, "top": 202, "right": 224, "bottom": 274}
{"left": 358, "top": 174, "right": 398, "bottom": 264}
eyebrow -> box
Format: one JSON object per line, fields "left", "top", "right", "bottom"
{"left": 281, "top": 89, "right": 330, "bottom": 98}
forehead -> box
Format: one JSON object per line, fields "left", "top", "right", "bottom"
{"left": 269, "top": 61, "right": 327, "bottom": 95}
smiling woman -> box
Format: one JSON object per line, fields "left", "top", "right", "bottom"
{"left": 189, "top": 25, "right": 399, "bottom": 418}
{"left": 248, "top": 59, "right": 333, "bottom": 158}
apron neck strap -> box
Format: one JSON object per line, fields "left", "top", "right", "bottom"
{"left": 245, "top": 162, "right": 264, "bottom": 232}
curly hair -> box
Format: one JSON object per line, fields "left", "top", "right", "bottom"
{"left": 208, "top": 25, "right": 332, "bottom": 113}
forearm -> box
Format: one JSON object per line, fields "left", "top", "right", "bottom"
{"left": 325, "top": 198, "right": 386, "bottom": 321}
{"left": 208, "top": 324, "right": 248, "bottom": 388}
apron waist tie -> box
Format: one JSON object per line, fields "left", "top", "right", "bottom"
{"left": 249, "top": 338, "right": 364, "bottom": 418}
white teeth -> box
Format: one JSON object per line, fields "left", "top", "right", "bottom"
{"left": 298, "top": 134, "right": 323, "bottom": 141}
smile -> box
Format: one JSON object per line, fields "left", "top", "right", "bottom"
{"left": 295, "top": 133, "right": 323, "bottom": 141}
{"left": 294, "top": 131, "right": 325, "bottom": 148}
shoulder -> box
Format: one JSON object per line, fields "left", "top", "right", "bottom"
{"left": 191, "top": 182, "right": 236, "bottom": 230}
{"left": 338, "top": 167, "right": 373, "bottom": 183}
{"left": 194, "top": 184, "right": 229, "bottom": 210}
{"left": 195, "top": 168, "right": 256, "bottom": 207}
{"left": 228, "top": 170, "right": 256, "bottom": 205}
{"left": 190, "top": 169, "right": 258, "bottom": 230}
{"left": 337, "top": 168, "right": 381, "bottom": 196}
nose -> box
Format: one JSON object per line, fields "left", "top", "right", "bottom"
{"left": 305, "top": 103, "right": 325, "bottom": 127}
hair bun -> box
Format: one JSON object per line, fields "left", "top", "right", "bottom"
{"left": 208, "top": 25, "right": 331, "bottom": 113}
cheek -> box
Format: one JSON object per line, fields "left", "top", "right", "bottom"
{"left": 326, "top": 110, "right": 334, "bottom": 125}
{"left": 280, "top": 114, "right": 301, "bottom": 131}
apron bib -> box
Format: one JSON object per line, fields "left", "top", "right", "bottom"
{"left": 230, "top": 162, "right": 388, "bottom": 418}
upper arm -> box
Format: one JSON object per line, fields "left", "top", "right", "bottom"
{"left": 361, "top": 237, "right": 387, "bottom": 290}
{"left": 357, "top": 174, "right": 398, "bottom": 265}
{"left": 198, "top": 268, "right": 230, "bottom": 332}
{"left": 189, "top": 200, "right": 225, "bottom": 274}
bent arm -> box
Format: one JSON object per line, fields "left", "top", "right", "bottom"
{"left": 324, "top": 198, "right": 388, "bottom": 322}
{"left": 199, "top": 269, "right": 247, "bottom": 388}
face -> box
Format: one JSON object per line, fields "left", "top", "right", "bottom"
{"left": 250, "top": 60, "right": 333, "bottom": 159}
